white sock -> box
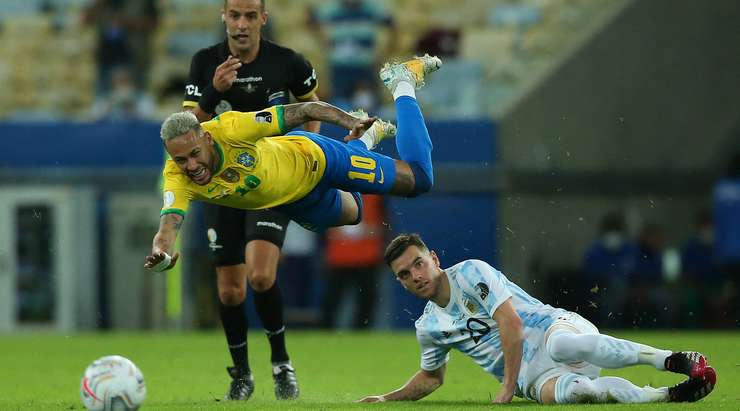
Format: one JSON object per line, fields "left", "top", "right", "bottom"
{"left": 556, "top": 374, "right": 668, "bottom": 404}
{"left": 358, "top": 131, "right": 375, "bottom": 150}
{"left": 548, "top": 331, "right": 670, "bottom": 369}
{"left": 392, "top": 80, "right": 416, "bottom": 100}
{"left": 637, "top": 345, "right": 672, "bottom": 371}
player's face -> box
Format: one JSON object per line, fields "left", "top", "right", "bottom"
{"left": 166, "top": 130, "right": 218, "bottom": 185}
{"left": 223, "top": 0, "right": 267, "bottom": 53}
{"left": 391, "top": 246, "right": 442, "bottom": 300}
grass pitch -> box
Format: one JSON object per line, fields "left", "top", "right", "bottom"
{"left": 0, "top": 330, "right": 737, "bottom": 410}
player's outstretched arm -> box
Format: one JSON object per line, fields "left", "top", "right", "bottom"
{"left": 295, "top": 93, "right": 322, "bottom": 133}
{"left": 282, "top": 101, "right": 375, "bottom": 140}
{"left": 357, "top": 365, "right": 446, "bottom": 403}
{"left": 492, "top": 299, "right": 523, "bottom": 403}
{"left": 144, "top": 213, "right": 183, "bottom": 272}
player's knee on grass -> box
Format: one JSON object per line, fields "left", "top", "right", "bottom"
{"left": 554, "top": 373, "right": 606, "bottom": 404}
{"left": 538, "top": 377, "right": 558, "bottom": 404}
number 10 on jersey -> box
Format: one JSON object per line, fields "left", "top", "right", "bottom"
{"left": 347, "top": 155, "right": 377, "bottom": 183}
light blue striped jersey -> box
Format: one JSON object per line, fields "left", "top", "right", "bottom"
{"left": 415, "top": 259, "right": 567, "bottom": 397}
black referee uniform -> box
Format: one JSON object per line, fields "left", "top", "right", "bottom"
{"left": 183, "top": 38, "right": 318, "bottom": 264}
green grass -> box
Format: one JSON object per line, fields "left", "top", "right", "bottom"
{"left": 0, "top": 330, "right": 738, "bottom": 410}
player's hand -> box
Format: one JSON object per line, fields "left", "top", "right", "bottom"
{"left": 144, "top": 249, "right": 180, "bottom": 272}
{"left": 356, "top": 395, "right": 386, "bottom": 403}
{"left": 492, "top": 387, "right": 515, "bottom": 404}
{"left": 343, "top": 116, "right": 377, "bottom": 142}
{"left": 212, "top": 55, "right": 242, "bottom": 93}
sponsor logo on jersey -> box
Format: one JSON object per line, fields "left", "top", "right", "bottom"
{"left": 185, "top": 84, "right": 202, "bottom": 96}
{"left": 240, "top": 83, "right": 258, "bottom": 93}
{"left": 475, "top": 282, "right": 490, "bottom": 300}
{"left": 220, "top": 168, "right": 240, "bottom": 183}
{"left": 256, "top": 221, "right": 284, "bottom": 231}
{"left": 237, "top": 152, "right": 256, "bottom": 167}
{"left": 163, "top": 191, "right": 175, "bottom": 207}
{"left": 207, "top": 228, "right": 223, "bottom": 250}
{"left": 234, "top": 76, "right": 263, "bottom": 83}
{"left": 303, "top": 69, "right": 317, "bottom": 87}
{"left": 255, "top": 111, "right": 273, "bottom": 124}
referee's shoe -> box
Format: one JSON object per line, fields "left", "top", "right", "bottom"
{"left": 225, "top": 366, "right": 254, "bottom": 400}
{"left": 273, "top": 362, "right": 299, "bottom": 400}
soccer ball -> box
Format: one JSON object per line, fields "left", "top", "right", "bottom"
{"left": 80, "top": 355, "right": 146, "bottom": 411}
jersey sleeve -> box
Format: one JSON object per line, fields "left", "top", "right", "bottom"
{"left": 209, "top": 106, "right": 286, "bottom": 146}
{"left": 160, "top": 166, "right": 193, "bottom": 217}
{"left": 183, "top": 50, "right": 208, "bottom": 109}
{"left": 416, "top": 328, "right": 450, "bottom": 371}
{"left": 287, "top": 51, "right": 318, "bottom": 100}
{"left": 459, "top": 260, "right": 513, "bottom": 318}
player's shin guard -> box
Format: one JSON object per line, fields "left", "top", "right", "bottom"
{"left": 395, "top": 96, "right": 433, "bottom": 196}
{"left": 555, "top": 374, "right": 667, "bottom": 404}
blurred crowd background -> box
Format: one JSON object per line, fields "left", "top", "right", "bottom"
{"left": 0, "top": 0, "right": 738, "bottom": 332}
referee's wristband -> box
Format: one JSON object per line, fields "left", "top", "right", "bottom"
{"left": 199, "top": 85, "right": 224, "bottom": 114}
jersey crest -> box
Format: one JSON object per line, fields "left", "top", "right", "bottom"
{"left": 237, "top": 152, "right": 256, "bottom": 168}
{"left": 462, "top": 296, "right": 478, "bottom": 315}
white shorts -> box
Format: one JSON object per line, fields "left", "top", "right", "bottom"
{"left": 525, "top": 311, "right": 602, "bottom": 402}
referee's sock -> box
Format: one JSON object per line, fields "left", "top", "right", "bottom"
{"left": 395, "top": 95, "right": 433, "bottom": 195}
{"left": 254, "top": 282, "right": 290, "bottom": 364}
{"left": 219, "top": 301, "right": 250, "bottom": 373}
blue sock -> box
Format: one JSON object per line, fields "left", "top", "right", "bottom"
{"left": 395, "top": 96, "right": 433, "bottom": 194}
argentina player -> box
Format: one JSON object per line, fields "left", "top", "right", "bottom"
{"left": 358, "top": 234, "right": 716, "bottom": 405}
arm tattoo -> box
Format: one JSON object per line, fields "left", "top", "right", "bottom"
{"left": 283, "top": 102, "right": 354, "bottom": 130}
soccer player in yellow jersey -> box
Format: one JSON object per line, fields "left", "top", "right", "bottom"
{"left": 146, "top": 55, "right": 441, "bottom": 272}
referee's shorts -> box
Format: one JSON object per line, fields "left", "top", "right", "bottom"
{"left": 203, "top": 204, "right": 289, "bottom": 267}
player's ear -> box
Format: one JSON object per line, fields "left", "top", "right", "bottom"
{"left": 221, "top": 13, "right": 225, "bottom": 22}
{"left": 430, "top": 250, "right": 440, "bottom": 266}
{"left": 261, "top": 11, "right": 269, "bottom": 25}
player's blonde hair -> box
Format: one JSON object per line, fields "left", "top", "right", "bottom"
{"left": 160, "top": 111, "right": 202, "bottom": 141}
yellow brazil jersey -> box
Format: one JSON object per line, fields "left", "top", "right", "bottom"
{"left": 160, "top": 106, "right": 326, "bottom": 218}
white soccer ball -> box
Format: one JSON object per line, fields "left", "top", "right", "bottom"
{"left": 80, "top": 355, "right": 147, "bottom": 411}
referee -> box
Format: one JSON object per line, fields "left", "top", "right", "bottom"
{"left": 182, "top": 0, "right": 319, "bottom": 401}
